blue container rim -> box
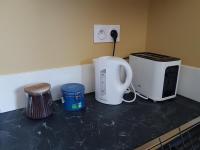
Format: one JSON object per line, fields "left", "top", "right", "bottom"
{"left": 61, "top": 83, "right": 85, "bottom": 93}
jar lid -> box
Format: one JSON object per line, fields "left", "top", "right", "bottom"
{"left": 61, "top": 83, "right": 85, "bottom": 93}
{"left": 24, "top": 83, "right": 50, "bottom": 95}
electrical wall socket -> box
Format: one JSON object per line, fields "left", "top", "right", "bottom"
{"left": 94, "top": 25, "right": 120, "bottom": 43}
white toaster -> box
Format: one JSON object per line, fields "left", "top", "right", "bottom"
{"left": 129, "top": 52, "right": 181, "bottom": 101}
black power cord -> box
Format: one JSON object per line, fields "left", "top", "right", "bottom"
{"left": 110, "top": 30, "right": 118, "bottom": 56}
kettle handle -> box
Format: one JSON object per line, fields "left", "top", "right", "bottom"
{"left": 119, "top": 60, "right": 133, "bottom": 91}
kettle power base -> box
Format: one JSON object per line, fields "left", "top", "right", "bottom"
{"left": 123, "top": 92, "right": 136, "bottom": 101}
{"left": 95, "top": 98, "right": 123, "bottom": 105}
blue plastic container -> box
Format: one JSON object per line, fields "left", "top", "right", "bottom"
{"left": 61, "top": 83, "right": 85, "bottom": 111}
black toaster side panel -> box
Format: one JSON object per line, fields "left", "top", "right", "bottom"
{"left": 162, "top": 66, "right": 179, "bottom": 98}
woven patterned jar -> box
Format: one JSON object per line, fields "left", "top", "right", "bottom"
{"left": 24, "top": 83, "right": 53, "bottom": 119}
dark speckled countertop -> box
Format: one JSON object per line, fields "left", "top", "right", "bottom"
{"left": 1, "top": 93, "right": 200, "bottom": 150}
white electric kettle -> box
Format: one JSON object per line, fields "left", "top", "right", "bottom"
{"left": 93, "top": 56, "right": 133, "bottom": 105}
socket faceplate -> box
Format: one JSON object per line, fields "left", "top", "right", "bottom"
{"left": 94, "top": 25, "right": 120, "bottom": 43}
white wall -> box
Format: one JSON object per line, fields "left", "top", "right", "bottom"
{"left": 0, "top": 64, "right": 199, "bottom": 113}
{"left": 0, "top": 64, "right": 95, "bottom": 113}
{"left": 177, "top": 65, "right": 200, "bottom": 102}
